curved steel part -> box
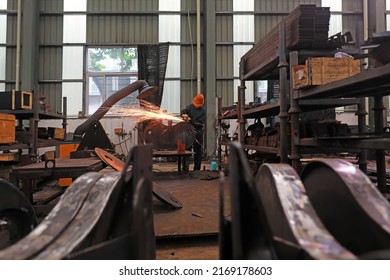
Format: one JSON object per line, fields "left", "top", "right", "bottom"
{"left": 0, "top": 179, "right": 37, "bottom": 249}
{"left": 73, "top": 80, "right": 157, "bottom": 140}
{"left": 256, "top": 164, "right": 356, "bottom": 260}
{"left": 34, "top": 172, "right": 122, "bottom": 259}
{"left": 0, "top": 173, "right": 103, "bottom": 259}
{"left": 225, "top": 141, "right": 274, "bottom": 260}
{"left": 143, "top": 120, "right": 196, "bottom": 150}
{"left": 152, "top": 182, "right": 183, "bottom": 209}
{"left": 95, "top": 147, "right": 183, "bottom": 209}
{"left": 301, "top": 159, "right": 390, "bottom": 256}
{"left": 95, "top": 147, "right": 127, "bottom": 171}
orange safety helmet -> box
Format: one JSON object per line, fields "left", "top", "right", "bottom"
{"left": 193, "top": 93, "right": 204, "bottom": 108}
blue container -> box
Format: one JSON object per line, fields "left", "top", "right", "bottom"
{"left": 211, "top": 161, "right": 217, "bottom": 171}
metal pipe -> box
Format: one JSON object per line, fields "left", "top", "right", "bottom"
{"left": 196, "top": 0, "right": 201, "bottom": 93}
{"left": 15, "top": 0, "right": 21, "bottom": 90}
{"left": 73, "top": 80, "right": 152, "bottom": 140}
{"left": 277, "top": 20, "right": 289, "bottom": 164}
{"left": 288, "top": 51, "right": 302, "bottom": 172}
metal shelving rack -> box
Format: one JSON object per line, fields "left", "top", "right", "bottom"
{"left": 219, "top": 19, "right": 390, "bottom": 193}
{"left": 0, "top": 95, "right": 67, "bottom": 161}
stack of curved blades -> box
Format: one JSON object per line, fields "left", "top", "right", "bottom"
{"left": 301, "top": 159, "right": 390, "bottom": 259}
{"left": 0, "top": 145, "right": 156, "bottom": 260}
{"left": 256, "top": 163, "right": 355, "bottom": 259}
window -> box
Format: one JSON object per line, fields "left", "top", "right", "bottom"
{"left": 64, "top": 0, "right": 86, "bottom": 12}
{"left": 0, "top": 0, "right": 6, "bottom": 10}
{"left": 322, "top": 0, "right": 342, "bottom": 36}
{"left": 86, "top": 47, "right": 139, "bottom": 115}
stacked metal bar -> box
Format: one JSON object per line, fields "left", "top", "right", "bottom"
{"left": 241, "top": 5, "right": 331, "bottom": 81}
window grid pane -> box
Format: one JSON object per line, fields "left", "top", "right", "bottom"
{"left": 87, "top": 48, "right": 138, "bottom": 73}
{"left": 64, "top": 0, "right": 87, "bottom": 12}
{"left": 161, "top": 81, "right": 181, "bottom": 114}
{"left": 63, "top": 46, "right": 84, "bottom": 79}
{"left": 0, "top": 47, "right": 5, "bottom": 80}
{"left": 165, "top": 46, "right": 180, "bottom": 78}
{"left": 159, "top": 15, "right": 181, "bottom": 42}
{"left": 322, "top": 0, "right": 341, "bottom": 11}
{"left": 0, "top": 0, "right": 6, "bottom": 10}
{"left": 233, "top": 0, "right": 254, "bottom": 12}
{"left": 62, "top": 82, "right": 83, "bottom": 116}
{"left": 63, "top": 15, "right": 86, "bottom": 43}
{"left": 159, "top": 0, "right": 180, "bottom": 11}
{"left": 233, "top": 45, "right": 252, "bottom": 77}
{"left": 0, "top": 15, "right": 5, "bottom": 44}
{"left": 233, "top": 15, "right": 254, "bottom": 42}
{"left": 329, "top": 14, "right": 342, "bottom": 36}
{"left": 0, "top": 83, "right": 4, "bottom": 91}
{"left": 234, "top": 79, "right": 254, "bottom": 103}
{"left": 387, "top": 14, "right": 390, "bottom": 31}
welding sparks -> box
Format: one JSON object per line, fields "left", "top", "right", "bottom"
{"left": 107, "top": 101, "right": 184, "bottom": 123}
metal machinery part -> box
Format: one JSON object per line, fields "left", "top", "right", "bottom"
{"left": 220, "top": 141, "right": 275, "bottom": 260}
{"left": 256, "top": 163, "right": 355, "bottom": 260}
{"left": 0, "top": 179, "right": 37, "bottom": 249}
{"left": 222, "top": 142, "right": 355, "bottom": 260}
{"left": 143, "top": 120, "right": 196, "bottom": 150}
{"left": 0, "top": 145, "right": 156, "bottom": 260}
{"left": 73, "top": 80, "right": 158, "bottom": 141}
{"left": 75, "top": 120, "right": 115, "bottom": 153}
{"left": 301, "top": 159, "right": 390, "bottom": 259}
{"left": 95, "top": 147, "right": 183, "bottom": 209}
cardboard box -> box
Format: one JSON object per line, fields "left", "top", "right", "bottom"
{"left": 0, "top": 90, "right": 33, "bottom": 110}
{"left": 0, "top": 113, "right": 16, "bottom": 144}
{"left": 293, "top": 57, "right": 361, "bottom": 89}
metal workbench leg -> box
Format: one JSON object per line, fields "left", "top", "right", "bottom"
{"left": 373, "top": 96, "right": 387, "bottom": 193}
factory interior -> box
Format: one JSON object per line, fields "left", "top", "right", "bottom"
{"left": 1, "top": 0, "right": 390, "bottom": 260}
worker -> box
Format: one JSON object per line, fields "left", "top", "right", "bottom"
{"left": 181, "top": 93, "right": 206, "bottom": 171}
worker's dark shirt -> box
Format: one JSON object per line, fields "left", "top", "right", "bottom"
{"left": 181, "top": 104, "right": 206, "bottom": 141}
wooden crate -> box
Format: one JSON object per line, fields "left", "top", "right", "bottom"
{"left": 0, "top": 113, "right": 16, "bottom": 144}
{"left": 0, "top": 152, "right": 18, "bottom": 162}
{"left": 0, "top": 90, "right": 33, "bottom": 110}
{"left": 48, "top": 127, "right": 65, "bottom": 140}
{"left": 293, "top": 57, "right": 361, "bottom": 89}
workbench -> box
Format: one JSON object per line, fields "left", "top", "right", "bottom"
{"left": 153, "top": 150, "right": 194, "bottom": 172}
{"left": 11, "top": 156, "right": 105, "bottom": 203}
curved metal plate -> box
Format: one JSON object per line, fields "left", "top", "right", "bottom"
{"left": 153, "top": 183, "right": 182, "bottom": 209}
{"left": 0, "top": 173, "right": 104, "bottom": 260}
{"left": 0, "top": 179, "right": 37, "bottom": 249}
{"left": 256, "top": 163, "right": 355, "bottom": 260}
{"left": 95, "top": 148, "right": 126, "bottom": 171}
{"left": 227, "top": 142, "right": 274, "bottom": 260}
{"left": 95, "top": 147, "right": 183, "bottom": 209}
{"left": 301, "top": 159, "right": 390, "bottom": 256}
{"left": 34, "top": 173, "right": 122, "bottom": 260}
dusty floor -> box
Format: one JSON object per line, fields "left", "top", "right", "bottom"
{"left": 152, "top": 162, "right": 230, "bottom": 260}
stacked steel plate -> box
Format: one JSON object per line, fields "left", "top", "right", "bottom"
{"left": 241, "top": 4, "right": 331, "bottom": 80}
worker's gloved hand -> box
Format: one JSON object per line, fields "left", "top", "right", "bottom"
{"left": 181, "top": 114, "right": 190, "bottom": 121}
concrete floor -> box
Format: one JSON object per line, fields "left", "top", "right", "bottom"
{"left": 152, "top": 162, "right": 230, "bottom": 260}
